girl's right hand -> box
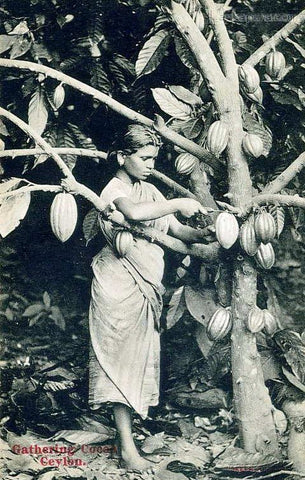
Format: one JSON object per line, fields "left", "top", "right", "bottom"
{"left": 177, "top": 198, "right": 207, "bottom": 218}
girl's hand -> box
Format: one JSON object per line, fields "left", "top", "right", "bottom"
{"left": 178, "top": 198, "right": 207, "bottom": 218}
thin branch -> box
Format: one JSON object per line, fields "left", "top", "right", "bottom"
{"left": 151, "top": 169, "right": 198, "bottom": 200}
{"left": 0, "top": 58, "right": 221, "bottom": 172}
{"left": 244, "top": 9, "right": 305, "bottom": 67}
{"left": 164, "top": 1, "right": 229, "bottom": 112}
{"left": 249, "top": 193, "right": 305, "bottom": 210}
{"left": 0, "top": 184, "right": 61, "bottom": 200}
{"left": 263, "top": 152, "right": 305, "bottom": 194}
{"left": 0, "top": 107, "right": 72, "bottom": 179}
{"left": 0, "top": 147, "right": 199, "bottom": 201}
{"left": 199, "top": 0, "right": 238, "bottom": 84}
{"left": 0, "top": 147, "right": 105, "bottom": 162}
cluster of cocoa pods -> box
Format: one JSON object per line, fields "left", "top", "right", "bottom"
{"left": 215, "top": 208, "right": 284, "bottom": 270}
{"left": 246, "top": 306, "right": 278, "bottom": 336}
{"left": 207, "top": 304, "right": 278, "bottom": 341}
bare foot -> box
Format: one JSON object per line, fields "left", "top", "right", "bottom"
{"left": 121, "top": 449, "right": 154, "bottom": 472}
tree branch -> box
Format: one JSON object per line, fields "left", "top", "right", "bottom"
{"left": 0, "top": 58, "right": 221, "bottom": 172}
{"left": 249, "top": 193, "right": 305, "bottom": 210}
{"left": 199, "top": 0, "right": 238, "bottom": 84}
{"left": 0, "top": 147, "right": 200, "bottom": 201}
{"left": 0, "top": 184, "right": 61, "bottom": 200}
{"left": 165, "top": 1, "right": 230, "bottom": 112}
{"left": 244, "top": 9, "right": 305, "bottom": 67}
{"left": 262, "top": 152, "right": 305, "bottom": 194}
{"left": 0, "top": 107, "right": 72, "bottom": 179}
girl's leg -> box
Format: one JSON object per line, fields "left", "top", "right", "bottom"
{"left": 113, "top": 403, "right": 152, "bottom": 470}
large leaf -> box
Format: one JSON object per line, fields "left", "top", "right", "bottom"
{"left": 166, "top": 286, "right": 186, "bottom": 329}
{"left": 28, "top": 87, "right": 48, "bottom": 136}
{"left": 57, "top": 126, "right": 77, "bottom": 170}
{"left": 83, "top": 208, "right": 100, "bottom": 245}
{"left": 135, "top": 29, "right": 171, "bottom": 77}
{"left": 90, "top": 62, "right": 111, "bottom": 94}
{"left": 51, "top": 429, "right": 111, "bottom": 444}
{"left": 184, "top": 286, "right": 218, "bottom": 326}
{"left": 152, "top": 88, "right": 192, "bottom": 120}
{"left": 0, "top": 34, "right": 15, "bottom": 54}
{"left": 0, "top": 178, "right": 22, "bottom": 194}
{"left": 195, "top": 324, "right": 213, "bottom": 358}
{"left": 168, "top": 85, "right": 202, "bottom": 107}
{"left": 49, "top": 305, "right": 65, "bottom": 330}
{"left": 10, "top": 36, "right": 32, "bottom": 59}
{"left": 174, "top": 36, "right": 198, "bottom": 70}
{"left": 0, "top": 192, "right": 31, "bottom": 238}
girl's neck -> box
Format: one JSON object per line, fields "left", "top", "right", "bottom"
{"left": 115, "top": 169, "right": 136, "bottom": 186}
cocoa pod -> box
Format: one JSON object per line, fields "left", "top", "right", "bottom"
{"left": 216, "top": 212, "right": 239, "bottom": 249}
{"left": 50, "top": 192, "right": 78, "bottom": 242}
{"left": 238, "top": 65, "right": 260, "bottom": 94}
{"left": 206, "top": 121, "right": 229, "bottom": 157}
{"left": 246, "top": 307, "right": 265, "bottom": 333}
{"left": 175, "top": 152, "right": 198, "bottom": 175}
{"left": 242, "top": 133, "right": 264, "bottom": 158}
{"left": 254, "top": 210, "right": 276, "bottom": 243}
{"left": 268, "top": 205, "right": 285, "bottom": 238}
{"left": 243, "top": 86, "right": 263, "bottom": 105}
{"left": 255, "top": 242, "right": 275, "bottom": 269}
{"left": 263, "top": 310, "right": 278, "bottom": 336}
{"left": 239, "top": 218, "right": 259, "bottom": 256}
{"left": 265, "top": 51, "right": 286, "bottom": 80}
{"left": 113, "top": 230, "right": 133, "bottom": 257}
{"left": 207, "top": 307, "right": 232, "bottom": 341}
{"left": 53, "top": 83, "right": 65, "bottom": 110}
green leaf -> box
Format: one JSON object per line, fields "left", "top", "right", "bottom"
{"left": 28, "top": 87, "right": 48, "bottom": 136}
{"left": 242, "top": 112, "right": 272, "bottom": 157}
{"left": 135, "top": 29, "right": 171, "bottom": 77}
{"left": 49, "top": 305, "right": 65, "bottom": 330}
{"left": 43, "top": 291, "right": 51, "bottom": 309}
{"left": 22, "top": 303, "right": 45, "bottom": 318}
{"left": 10, "top": 36, "right": 32, "bottom": 59}
{"left": 152, "top": 88, "right": 192, "bottom": 120}
{"left": 0, "top": 192, "right": 31, "bottom": 238}
{"left": 90, "top": 61, "right": 111, "bottom": 94}
{"left": 166, "top": 286, "right": 186, "bottom": 329}
{"left": 83, "top": 208, "right": 100, "bottom": 245}
{"left": 185, "top": 286, "right": 218, "bottom": 326}
{"left": 51, "top": 429, "right": 111, "bottom": 444}
{"left": 174, "top": 36, "right": 198, "bottom": 70}
{"left": 0, "top": 178, "right": 22, "bottom": 194}
{"left": 57, "top": 126, "right": 77, "bottom": 170}
{"left": 168, "top": 85, "right": 202, "bottom": 107}
{"left": 0, "top": 34, "right": 15, "bottom": 54}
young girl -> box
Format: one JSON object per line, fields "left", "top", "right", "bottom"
{"left": 88, "top": 125, "right": 207, "bottom": 470}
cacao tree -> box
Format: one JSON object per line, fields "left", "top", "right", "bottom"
{"left": 0, "top": 0, "right": 305, "bottom": 470}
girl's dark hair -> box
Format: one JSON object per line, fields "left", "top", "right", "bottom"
{"left": 107, "top": 124, "right": 162, "bottom": 163}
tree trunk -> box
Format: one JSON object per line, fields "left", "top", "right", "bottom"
{"left": 231, "top": 259, "right": 279, "bottom": 455}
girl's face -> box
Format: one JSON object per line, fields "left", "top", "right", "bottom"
{"left": 121, "top": 144, "right": 159, "bottom": 181}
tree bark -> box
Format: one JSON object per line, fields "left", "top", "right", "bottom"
{"left": 231, "top": 259, "right": 279, "bottom": 455}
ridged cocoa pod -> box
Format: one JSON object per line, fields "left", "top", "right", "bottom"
{"left": 175, "top": 153, "right": 198, "bottom": 175}
{"left": 113, "top": 230, "right": 133, "bottom": 257}
{"left": 238, "top": 65, "right": 260, "bottom": 94}
{"left": 53, "top": 83, "right": 65, "bottom": 110}
{"left": 246, "top": 307, "right": 265, "bottom": 333}
{"left": 265, "top": 51, "right": 286, "bottom": 79}
{"left": 215, "top": 212, "right": 239, "bottom": 249}
{"left": 263, "top": 310, "right": 278, "bottom": 336}
{"left": 255, "top": 242, "right": 275, "bottom": 269}
{"left": 254, "top": 210, "right": 276, "bottom": 244}
{"left": 206, "top": 121, "right": 229, "bottom": 157}
{"left": 239, "top": 218, "right": 259, "bottom": 256}
{"left": 243, "top": 86, "right": 263, "bottom": 105}
{"left": 50, "top": 193, "right": 78, "bottom": 242}
{"left": 242, "top": 133, "right": 264, "bottom": 158}
{"left": 207, "top": 307, "right": 232, "bottom": 341}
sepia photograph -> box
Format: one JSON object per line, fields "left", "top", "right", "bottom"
{"left": 0, "top": 0, "right": 304, "bottom": 479}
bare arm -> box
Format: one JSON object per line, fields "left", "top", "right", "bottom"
{"left": 168, "top": 215, "right": 212, "bottom": 244}
{"left": 114, "top": 196, "right": 207, "bottom": 221}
